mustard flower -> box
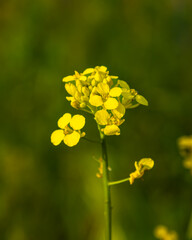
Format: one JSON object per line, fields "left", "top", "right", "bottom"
{"left": 129, "top": 158, "right": 154, "bottom": 184}
{"left": 51, "top": 113, "right": 85, "bottom": 147}
{"left": 62, "top": 66, "right": 148, "bottom": 136}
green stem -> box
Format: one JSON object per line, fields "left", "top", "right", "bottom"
{"left": 109, "top": 177, "right": 130, "bottom": 186}
{"left": 99, "top": 130, "right": 112, "bottom": 240}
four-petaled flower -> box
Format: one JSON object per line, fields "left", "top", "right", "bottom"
{"left": 51, "top": 113, "right": 85, "bottom": 147}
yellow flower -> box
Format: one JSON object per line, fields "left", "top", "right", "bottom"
{"left": 129, "top": 158, "right": 154, "bottom": 184}
{"left": 62, "top": 66, "right": 149, "bottom": 136}
{"left": 51, "top": 113, "right": 85, "bottom": 147}
{"left": 154, "top": 225, "right": 178, "bottom": 240}
{"left": 94, "top": 109, "right": 124, "bottom": 136}
{"left": 89, "top": 82, "right": 120, "bottom": 110}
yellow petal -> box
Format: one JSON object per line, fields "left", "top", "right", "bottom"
{"left": 66, "top": 96, "right": 74, "bottom": 101}
{"left": 71, "top": 101, "right": 80, "bottom": 109}
{"left": 65, "top": 83, "right": 77, "bottom": 96}
{"left": 51, "top": 130, "right": 64, "bottom": 146}
{"left": 57, "top": 113, "right": 72, "bottom": 129}
{"left": 111, "top": 76, "right": 118, "bottom": 79}
{"left": 74, "top": 91, "right": 81, "bottom": 101}
{"left": 79, "top": 75, "right": 87, "bottom": 81}
{"left": 96, "top": 82, "right": 109, "bottom": 95}
{"left": 94, "top": 72, "right": 102, "bottom": 82}
{"left": 62, "top": 75, "right": 75, "bottom": 82}
{"left": 64, "top": 131, "right": 80, "bottom": 147}
{"left": 104, "top": 98, "right": 119, "bottom": 110}
{"left": 138, "top": 158, "right": 154, "bottom": 171}
{"left": 83, "top": 68, "right": 95, "bottom": 75}
{"left": 129, "top": 171, "right": 140, "bottom": 185}
{"left": 122, "top": 90, "right": 134, "bottom": 100}
{"left": 97, "top": 66, "right": 107, "bottom": 72}
{"left": 70, "top": 115, "right": 85, "bottom": 130}
{"left": 89, "top": 94, "right": 103, "bottom": 107}
{"left": 109, "top": 87, "right": 122, "bottom": 97}
{"left": 82, "top": 86, "right": 90, "bottom": 96}
{"left": 95, "top": 109, "right": 110, "bottom": 125}
{"left": 112, "top": 103, "right": 125, "bottom": 119}
{"left": 103, "top": 125, "right": 120, "bottom": 136}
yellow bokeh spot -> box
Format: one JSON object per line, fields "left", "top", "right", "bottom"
{"left": 64, "top": 131, "right": 80, "bottom": 147}
{"left": 57, "top": 113, "right": 72, "bottom": 129}
{"left": 51, "top": 130, "right": 64, "bottom": 146}
{"left": 154, "top": 225, "right": 178, "bottom": 240}
{"left": 70, "top": 115, "right": 85, "bottom": 130}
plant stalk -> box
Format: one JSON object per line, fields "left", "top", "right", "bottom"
{"left": 100, "top": 132, "right": 112, "bottom": 240}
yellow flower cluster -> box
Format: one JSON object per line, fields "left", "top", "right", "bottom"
{"left": 129, "top": 158, "right": 154, "bottom": 184}
{"left": 63, "top": 66, "right": 148, "bottom": 136}
{"left": 178, "top": 135, "right": 192, "bottom": 174}
{"left": 154, "top": 225, "right": 178, "bottom": 240}
{"left": 51, "top": 113, "right": 85, "bottom": 147}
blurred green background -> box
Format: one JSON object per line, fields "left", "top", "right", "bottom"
{"left": 0, "top": 0, "right": 192, "bottom": 239}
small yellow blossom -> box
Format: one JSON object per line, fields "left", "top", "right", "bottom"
{"left": 154, "top": 225, "right": 178, "bottom": 240}
{"left": 62, "top": 66, "right": 148, "bottom": 136}
{"left": 129, "top": 158, "right": 154, "bottom": 184}
{"left": 51, "top": 113, "right": 85, "bottom": 147}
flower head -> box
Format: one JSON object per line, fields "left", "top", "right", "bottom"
{"left": 51, "top": 113, "right": 85, "bottom": 147}
{"left": 129, "top": 158, "right": 154, "bottom": 184}
{"left": 62, "top": 66, "right": 148, "bottom": 136}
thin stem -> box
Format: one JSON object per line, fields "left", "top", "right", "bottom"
{"left": 99, "top": 130, "right": 112, "bottom": 240}
{"left": 109, "top": 177, "right": 130, "bottom": 186}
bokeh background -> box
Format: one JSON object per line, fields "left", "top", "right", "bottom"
{"left": 0, "top": 0, "right": 192, "bottom": 239}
